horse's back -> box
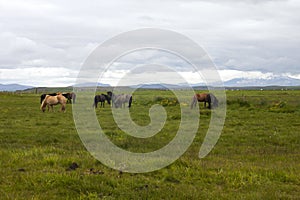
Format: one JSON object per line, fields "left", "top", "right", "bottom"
{"left": 44, "top": 94, "right": 66, "bottom": 105}
{"left": 57, "top": 94, "right": 67, "bottom": 103}
{"left": 195, "top": 93, "right": 209, "bottom": 102}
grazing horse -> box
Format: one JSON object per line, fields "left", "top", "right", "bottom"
{"left": 40, "top": 94, "right": 67, "bottom": 112}
{"left": 107, "top": 91, "right": 132, "bottom": 108}
{"left": 40, "top": 93, "right": 57, "bottom": 104}
{"left": 62, "top": 92, "right": 76, "bottom": 104}
{"left": 93, "top": 94, "right": 111, "bottom": 108}
{"left": 190, "top": 93, "right": 218, "bottom": 109}
{"left": 113, "top": 94, "right": 132, "bottom": 108}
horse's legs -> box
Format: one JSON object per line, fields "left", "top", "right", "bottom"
{"left": 61, "top": 104, "right": 66, "bottom": 112}
{"left": 128, "top": 96, "right": 132, "bottom": 108}
{"left": 191, "top": 97, "right": 196, "bottom": 109}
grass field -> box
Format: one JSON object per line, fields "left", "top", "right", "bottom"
{"left": 0, "top": 89, "right": 299, "bottom": 199}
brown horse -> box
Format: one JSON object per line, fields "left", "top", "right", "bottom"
{"left": 190, "top": 93, "right": 218, "bottom": 109}
{"left": 40, "top": 94, "right": 67, "bottom": 112}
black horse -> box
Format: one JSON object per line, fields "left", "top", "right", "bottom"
{"left": 93, "top": 94, "right": 111, "bottom": 108}
{"left": 40, "top": 93, "right": 57, "bottom": 104}
{"left": 62, "top": 92, "right": 76, "bottom": 104}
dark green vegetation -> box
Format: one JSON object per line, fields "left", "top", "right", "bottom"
{"left": 0, "top": 90, "right": 299, "bottom": 199}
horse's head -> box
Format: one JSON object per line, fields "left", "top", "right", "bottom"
{"left": 107, "top": 91, "right": 113, "bottom": 98}
{"left": 40, "top": 102, "right": 46, "bottom": 112}
{"left": 211, "top": 94, "right": 219, "bottom": 108}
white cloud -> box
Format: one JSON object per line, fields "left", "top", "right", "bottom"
{"left": 0, "top": 67, "right": 77, "bottom": 87}
{"left": 219, "top": 70, "right": 276, "bottom": 81}
{"left": 284, "top": 73, "right": 300, "bottom": 80}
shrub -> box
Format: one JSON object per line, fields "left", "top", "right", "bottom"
{"left": 227, "top": 98, "right": 251, "bottom": 107}
{"left": 154, "top": 96, "right": 179, "bottom": 107}
{"left": 269, "top": 101, "right": 295, "bottom": 113}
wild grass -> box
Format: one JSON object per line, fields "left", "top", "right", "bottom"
{"left": 0, "top": 90, "right": 299, "bottom": 199}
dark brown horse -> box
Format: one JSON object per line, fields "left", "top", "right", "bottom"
{"left": 191, "top": 93, "right": 218, "bottom": 109}
{"left": 93, "top": 94, "right": 111, "bottom": 108}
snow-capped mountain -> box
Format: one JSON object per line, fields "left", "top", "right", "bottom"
{"left": 224, "top": 76, "right": 300, "bottom": 87}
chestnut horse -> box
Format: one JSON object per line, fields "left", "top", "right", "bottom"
{"left": 40, "top": 93, "right": 57, "bottom": 104}
{"left": 190, "top": 93, "right": 218, "bottom": 109}
{"left": 40, "top": 94, "right": 67, "bottom": 112}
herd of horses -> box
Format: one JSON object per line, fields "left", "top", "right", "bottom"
{"left": 40, "top": 92, "right": 76, "bottom": 112}
{"left": 93, "top": 91, "right": 133, "bottom": 108}
{"left": 40, "top": 91, "right": 218, "bottom": 112}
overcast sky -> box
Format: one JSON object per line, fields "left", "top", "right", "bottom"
{"left": 0, "top": 0, "right": 299, "bottom": 86}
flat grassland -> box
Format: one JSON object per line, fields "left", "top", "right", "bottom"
{"left": 0, "top": 90, "right": 299, "bottom": 199}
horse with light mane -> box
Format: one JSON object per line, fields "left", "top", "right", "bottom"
{"left": 190, "top": 93, "right": 218, "bottom": 109}
{"left": 40, "top": 94, "right": 67, "bottom": 112}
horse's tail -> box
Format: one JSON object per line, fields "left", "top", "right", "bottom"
{"left": 40, "top": 94, "right": 46, "bottom": 104}
{"left": 40, "top": 95, "right": 48, "bottom": 112}
{"left": 93, "top": 96, "right": 97, "bottom": 108}
{"left": 128, "top": 96, "right": 132, "bottom": 108}
{"left": 190, "top": 95, "right": 197, "bottom": 109}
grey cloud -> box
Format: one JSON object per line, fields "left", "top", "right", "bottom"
{"left": 0, "top": 0, "right": 299, "bottom": 86}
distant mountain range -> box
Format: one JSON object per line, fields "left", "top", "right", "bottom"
{"left": 72, "top": 82, "right": 111, "bottom": 87}
{"left": 131, "top": 76, "right": 300, "bottom": 89}
{"left": 0, "top": 84, "right": 33, "bottom": 91}
{"left": 1, "top": 76, "right": 300, "bottom": 91}
{"left": 130, "top": 83, "right": 187, "bottom": 89}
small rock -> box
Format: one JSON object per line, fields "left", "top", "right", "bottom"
{"left": 66, "top": 162, "right": 79, "bottom": 171}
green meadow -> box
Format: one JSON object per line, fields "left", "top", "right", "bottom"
{"left": 0, "top": 89, "right": 299, "bottom": 199}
